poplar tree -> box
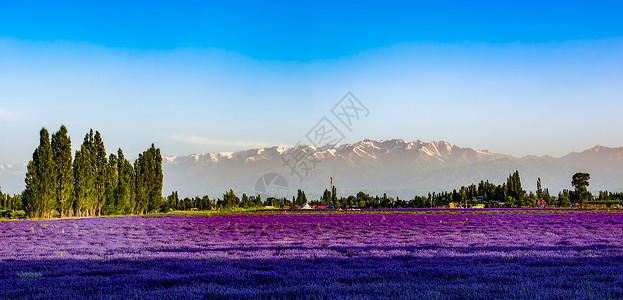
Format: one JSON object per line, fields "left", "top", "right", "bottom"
{"left": 23, "top": 128, "right": 56, "bottom": 218}
{"left": 79, "top": 130, "right": 97, "bottom": 216}
{"left": 73, "top": 144, "right": 95, "bottom": 217}
{"left": 296, "top": 189, "right": 307, "bottom": 205}
{"left": 134, "top": 144, "right": 163, "bottom": 214}
{"left": 506, "top": 170, "right": 525, "bottom": 204}
{"left": 51, "top": 125, "right": 73, "bottom": 217}
{"left": 103, "top": 153, "right": 118, "bottom": 215}
{"left": 0, "top": 186, "right": 5, "bottom": 210}
{"left": 93, "top": 131, "right": 108, "bottom": 216}
{"left": 116, "top": 148, "right": 135, "bottom": 215}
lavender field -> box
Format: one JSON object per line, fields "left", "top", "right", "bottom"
{"left": 1, "top": 211, "right": 623, "bottom": 299}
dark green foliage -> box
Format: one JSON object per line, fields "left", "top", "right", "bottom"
{"left": 594, "top": 191, "right": 623, "bottom": 206}
{"left": 571, "top": 172, "right": 591, "bottom": 208}
{"left": 15, "top": 126, "right": 167, "bottom": 219}
{"left": 75, "top": 130, "right": 98, "bottom": 216}
{"left": 506, "top": 170, "right": 525, "bottom": 204}
{"left": 295, "top": 189, "right": 307, "bottom": 206}
{"left": 240, "top": 193, "right": 252, "bottom": 208}
{"left": 218, "top": 189, "right": 240, "bottom": 209}
{"left": 321, "top": 189, "right": 331, "bottom": 204}
{"left": 572, "top": 172, "right": 590, "bottom": 191}
{"left": 51, "top": 125, "right": 73, "bottom": 217}
{"left": 73, "top": 144, "right": 95, "bottom": 217}
{"left": 0, "top": 186, "right": 5, "bottom": 210}
{"left": 93, "top": 131, "right": 108, "bottom": 216}
{"left": 101, "top": 153, "right": 118, "bottom": 215}
{"left": 557, "top": 189, "right": 571, "bottom": 207}
{"left": 1, "top": 193, "right": 22, "bottom": 212}
{"left": 134, "top": 144, "right": 163, "bottom": 214}
{"left": 116, "top": 149, "right": 135, "bottom": 215}
{"left": 23, "top": 128, "right": 56, "bottom": 218}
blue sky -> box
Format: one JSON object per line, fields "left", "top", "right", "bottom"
{"left": 1, "top": 1, "right": 622, "bottom": 163}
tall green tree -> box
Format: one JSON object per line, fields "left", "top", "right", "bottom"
{"left": 23, "top": 128, "right": 56, "bottom": 218}
{"left": 536, "top": 177, "right": 543, "bottom": 199}
{"left": 73, "top": 144, "right": 95, "bottom": 217}
{"left": 102, "top": 153, "right": 118, "bottom": 215}
{"left": 134, "top": 144, "right": 163, "bottom": 214}
{"left": 93, "top": 131, "right": 108, "bottom": 216}
{"left": 51, "top": 125, "right": 73, "bottom": 217}
{"left": 321, "top": 189, "right": 331, "bottom": 205}
{"left": 506, "top": 170, "right": 525, "bottom": 206}
{"left": 572, "top": 172, "right": 591, "bottom": 208}
{"left": 296, "top": 189, "right": 307, "bottom": 206}
{"left": 0, "top": 186, "right": 5, "bottom": 210}
{"left": 78, "top": 130, "right": 98, "bottom": 216}
{"left": 116, "top": 148, "right": 135, "bottom": 215}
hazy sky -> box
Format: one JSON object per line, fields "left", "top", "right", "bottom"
{"left": 1, "top": 1, "right": 622, "bottom": 163}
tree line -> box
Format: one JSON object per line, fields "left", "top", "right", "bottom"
{"left": 157, "top": 171, "right": 618, "bottom": 211}
{"left": 12, "top": 126, "right": 163, "bottom": 218}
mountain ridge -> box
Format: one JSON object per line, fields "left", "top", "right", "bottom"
{"left": 159, "top": 139, "right": 623, "bottom": 198}
{"left": 2, "top": 139, "right": 623, "bottom": 198}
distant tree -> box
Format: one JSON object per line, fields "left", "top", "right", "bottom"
{"left": 536, "top": 177, "right": 543, "bottom": 199}
{"left": 239, "top": 193, "right": 251, "bottom": 208}
{"left": 320, "top": 189, "right": 331, "bottom": 205}
{"left": 51, "top": 125, "right": 73, "bottom": 217}
{"left": 165, "top": 191, "right": 178, "bottom": 210}
{"left": 0, "top": 186, "right": 5, "bottom": 210}
{"left": 558, "top": 189, "right": 571, "bottom": 207}
{"left": 542, "top": 188, "right": 551, "bottom": 205}
{"left": 380, "top": 193, "right": 391, "bottom": 207}
{"left": 296, "top": 189, "right": 307, "bottom": 206}
{"left": 23, "top": 128, "right": 56, "bottom": 218}
{"left": 525, "top": 192, "right": 538, "bottom": 207}
{"left": 506, "top": 170, "right": 525, "bottom": 205}
{"left": 220, "top": 189, "right": 240, "bottom": 209}
{"left": 571, "top": 172, "right": 591, "bottom": 208}
{"left": 254, "top": 194, "right": 263, "bottom": 206}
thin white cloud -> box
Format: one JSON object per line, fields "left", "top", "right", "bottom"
{"left": 169, "top": 134, "right": 276, "bottom": 150}
{"left": 0, "top": 108, "right": 17, "bottom": 119}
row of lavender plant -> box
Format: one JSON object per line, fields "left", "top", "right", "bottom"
{"left": 1, "top": 212, "right": 622, "bottom": 299}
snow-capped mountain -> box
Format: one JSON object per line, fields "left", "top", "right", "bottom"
{"left": 2, "top": 140, "right": 623, "bottom": 198}
{"left": 160, "top": 139, "right": 623, "bottom": 198}
{"left": 0, "top": 162, "right": 27, "bottom": 195}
